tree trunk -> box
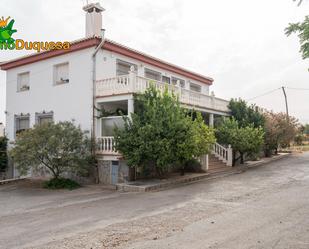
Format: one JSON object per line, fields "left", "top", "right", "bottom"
{"left": 240, "top": 153, "right": 244, "bottom": 164}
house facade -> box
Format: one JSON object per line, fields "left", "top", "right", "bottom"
{"left": 0, "top": 3, "right": 231, "bottom": 183}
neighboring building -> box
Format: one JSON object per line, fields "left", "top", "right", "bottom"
{"left": 0, "top": 3, "right": 231, "bottom": 182}
{"left": 0, "top": 123, "right": 4, "bottom": 137}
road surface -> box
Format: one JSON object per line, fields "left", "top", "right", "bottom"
{"left": 0, "top": 153, "right": 308, "bottom": 249}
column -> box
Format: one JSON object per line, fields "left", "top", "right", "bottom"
{"left": 128, "top": 97, "right": 134, "bottom": 119}
{"left": 209, "top": 113, "right": 214, "bottom": 128}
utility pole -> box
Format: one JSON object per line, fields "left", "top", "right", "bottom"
{"left": 282, "top": 86, "right": 289, "bottom": 121}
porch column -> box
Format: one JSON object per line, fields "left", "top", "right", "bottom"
{"left": 128, "top": 97, "right": 134, "bottom": 119}
{"left": 209, "top": 113, "right": 214, "bottom": 128}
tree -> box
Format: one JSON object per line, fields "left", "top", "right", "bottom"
{"left": 228, "top": 98, "right": 265, "bottom": 128}
{"left": 285, "top": 15, "right": 309, "bottom": 65}
{"left": 263, "top": 111, "right": 299, "bottom": 156}
{"left": 304, "top": 124, "right": 309, "bottom": 135}
{"left": 10, "top": 122, "right": 93, "bottom": 179}
{"left": 216, "top": 118, "right": 265, "bottom": 165}
{"left": 0, "top": 137, "right": 8, "bottom": 172}
{"left": 114, "top": 85, "right": 215, "bottom": 177}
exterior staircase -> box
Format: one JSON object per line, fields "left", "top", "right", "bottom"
{"left": 208, "top": 142, "right": 233, "bottom": 173}
{"left": 208, "top": 154, "right": 232, "bottom": 174}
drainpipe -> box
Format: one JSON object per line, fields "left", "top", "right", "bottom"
{"left": 91, "top": 29, "right": 105, "bottom": 183}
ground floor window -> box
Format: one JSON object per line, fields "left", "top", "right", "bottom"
{"left": 35, "top": 111, "right": 54, "bottom": 125}
{"left": 15, "top": 114, "right": 30, "bottom": 136}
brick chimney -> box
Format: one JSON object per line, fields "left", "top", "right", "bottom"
{"left": 83, "top": 2, "right": 105, "bottom": 37}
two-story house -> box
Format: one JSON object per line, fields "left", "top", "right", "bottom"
{"left": 0, "top": 3, "right": 232, "bottom": 183}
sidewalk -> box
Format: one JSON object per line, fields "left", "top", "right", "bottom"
{"left": 116, "top": 153, "right": 291, "bottom": 192}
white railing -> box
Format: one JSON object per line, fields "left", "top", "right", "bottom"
{"left": 212, "top": 143, "right": 233, "bottom": 166}
{"left": 96, "top": 74, "right": 229, "bottom": 113}
{"left": 97, "top": 136, "right": 118, "bottom": 155}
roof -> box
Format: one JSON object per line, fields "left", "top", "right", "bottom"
{"left": 0, "top": 37, "right": 213, "bottom": 85}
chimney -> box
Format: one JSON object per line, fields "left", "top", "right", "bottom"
{"left": 83, "top": 2, "right": 105, "bottom": 37}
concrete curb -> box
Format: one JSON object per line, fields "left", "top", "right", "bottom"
{"left": 116, "top": 153, "right": 291, "bottom": 192}
{"left": 0, "top": 177, "right": 28, "bottom": 185}
{"left": 245, "top": 153, "right": 291, "bottom": 169}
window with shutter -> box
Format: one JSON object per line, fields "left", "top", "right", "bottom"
{"left": 15, "top": 115, "right": 30, "bottom": 136}
{"left": 162, "top": 76, "right": 170, "bottom": 84}
{"left": 144, "top": 68, "right": 161, "bottom": 81}
{"left": 17, "top": 72, "right": 30, "bottom": 92}
{"left": 36, "top": 112, "right": 54, "bottom": 125}
{"left": 116, "top": 60, "right": 137, "bottom": 76}
{"left": 171, "top": 77, "right": 185, "bottom": 88}
{"left": 190, "top": 83, "right": 202, "bottom": 92}
{"left": 54, "top": 62, "right": 69, "bottom": 85}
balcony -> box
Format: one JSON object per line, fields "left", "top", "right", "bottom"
{"left": 96, "top": 75, "right": 230, "bottom": 114}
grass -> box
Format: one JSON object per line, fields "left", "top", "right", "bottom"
{"left": 43, "top": 178, "right": 80, "bottom": 190}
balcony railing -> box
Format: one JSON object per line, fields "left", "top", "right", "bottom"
{"left": 97, "top": 136, "right": 118, "bottom": 155}
{"left": 96, "top": 75, "right": 230, "bottom": 113}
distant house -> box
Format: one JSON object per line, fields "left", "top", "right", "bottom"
{"left": 0, "top": 123, "right": 4, "bottom": 137}
{"left": 0, "top": 3, "right": 232, "bottom": 183}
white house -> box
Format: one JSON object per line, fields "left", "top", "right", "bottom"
{"left": 0, "top": 3, "right": 232, "bottom": 183}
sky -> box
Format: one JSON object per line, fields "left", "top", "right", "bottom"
{"left": 0, "top": 0, "right": 309, "bottom": 124}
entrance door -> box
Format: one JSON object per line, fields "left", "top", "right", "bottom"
{"left": 111, "top": 161, "right": 119, "bottom": 185}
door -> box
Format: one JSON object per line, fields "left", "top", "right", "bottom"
{"left": 111, "top": 161, "right": 119, "bottom": 185}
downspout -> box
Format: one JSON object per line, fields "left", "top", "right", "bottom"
{"left": 91, "top": 29, "right": 105, "bottom": 183}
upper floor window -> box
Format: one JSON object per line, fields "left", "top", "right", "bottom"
{"left": 15, "top": 114, "right": 30, "bottom": 136}
{"left": 35, "top": 111, "right": 54, "bottom": 125}
{"left": 190, "top": 82, "right": 202, "bottom": 92}
{"left": 162, "top": 76, "right": 170, "bottom": 84}
{"left": 144, "top": 68, "right": 161, "bottom": 81}
{"left": 116, "top": 59, "right": 137, "bottom": 76}
{"left": 54, "top": 62, "right": 69, "bottom": 85}
{"left": 171, "top": 77, "right": 185, "bottom": 88}
{"left": 17, "top": 72, "right": 30, "bottom": 92}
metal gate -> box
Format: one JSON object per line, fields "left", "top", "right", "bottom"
{"left": 111, "top": 161, "right": 119, "bottom": 185}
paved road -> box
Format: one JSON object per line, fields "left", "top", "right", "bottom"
{"left": 0, "top": 153, "right": 309, "bottom": 249}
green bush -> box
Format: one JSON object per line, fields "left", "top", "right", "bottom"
{"left": 43, "top": 178, "right": 80, "bottom": 190}
{"left": 10, "top": 121, "right": 93, "bottom": 179}
{"left": 184, "top": 158, "right": 202, "bottom": 173}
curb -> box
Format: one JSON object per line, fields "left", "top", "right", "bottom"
{"left": 0, "top": 177, "right": 28, "bottom": 185}
{"left": 116, "top": 153, "right": 291, "bottom": 192}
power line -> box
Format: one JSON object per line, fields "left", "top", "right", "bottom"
{"left": 246, "top": 87, "right": 281, "bottom": 101}
{"left": 286, "top": 87, "right": 309, "bottom": 91}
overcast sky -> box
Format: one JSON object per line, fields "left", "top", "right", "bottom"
{"left": 0, "top": 0, "right": 308, "bottom": 124}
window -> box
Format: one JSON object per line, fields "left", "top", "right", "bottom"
{"left": 36, "top": 112, "right": 53, "bottom": 125}
{"left": 15, "top": 115, "right": 30, "bottom": 136}
{"left": 171, "top": 77, "right": 185, "bottom": 88}
{"left": 162, "top": 76, "right": 170, "bottom": 84}
{"left": 144, "top": 68, "right": 161, "bottom": 81}
{"left": 17, "top": 72, "right": 30, "bottom": 92}
{"left": 54, "top": 62, "right": 69, "bottom": 85}
{"left": 116, "top": 59, "right": 137, "bottom": 76}
{"left": 190, "top": 83, "right": 202, "bottom": 92}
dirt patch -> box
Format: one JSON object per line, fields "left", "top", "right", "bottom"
{"left": 28, "top": 201, "right": 227, "bottom": 249}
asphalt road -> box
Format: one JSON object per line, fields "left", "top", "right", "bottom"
{"left": 0, "top": 153, "right": 308, "bottom": 249}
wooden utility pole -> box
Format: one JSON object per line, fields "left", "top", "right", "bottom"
{"left": 281, "top": 86, "right": 289, "bottom": 121}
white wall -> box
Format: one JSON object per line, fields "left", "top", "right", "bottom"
{"left": 5, "top": 48, "right": 94, "bottom": 141}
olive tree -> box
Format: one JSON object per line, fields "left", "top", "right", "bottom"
{"left": 10, "top": 121, "right": 93, "bottom": 179}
